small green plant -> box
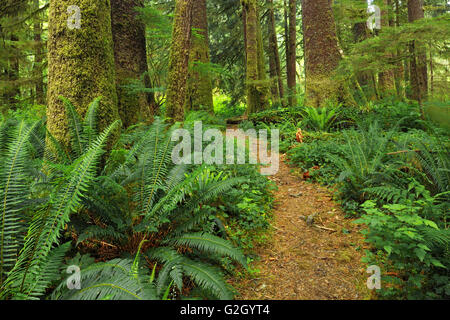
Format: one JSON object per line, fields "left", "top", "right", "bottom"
{"left": 299, "top": 103, "right": 342, "bottom": 132}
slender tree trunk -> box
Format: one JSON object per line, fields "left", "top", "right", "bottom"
{"left": 286, "top": 0, "right": 297, "bottom": 106}
{"left": 302, "top": 0, "right": 355, "bottom": 108}
{"left": 33, "top": 0, "right": 44, "bottom": 105}
{"left": 46, "top": 0, "right": 119, "bottom": 148}
{"left": 267, "top": 0, "right": 284, "bottom": 105}
{"left": 352, "top": 0, "right": 377, "bottom": 101}
{"left": 408, "top": 0, "right": 428, "bottom": 104}
{"left": 166, "top": 0, "right": 193, "bottom": 122}
{"left": 378, "top": 0, "right": 396, "bottom": 97}
{"left": 111, "top": 0, "right": 156, "bottom": 128}
{"left": 242, "top": 0, "right": 269, "bottom": 114}
{"left": 284, "top": 0, "right": 289, "bottom": 104}
{"left": 243, "top": 7, "right": 248, "bottom": 66}
{"left": 7, "top": 34, "right": 20, "bottom": 108}
{"left": 393, "top": 0, "right": 404, "bottom": 98}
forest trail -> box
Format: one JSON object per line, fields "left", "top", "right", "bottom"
{"left": 227, "top": 128, "right": 370, "bottom": 300}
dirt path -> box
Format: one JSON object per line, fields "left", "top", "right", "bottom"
{"left": 228, "top": 129, "right": 369, "bottom": 300}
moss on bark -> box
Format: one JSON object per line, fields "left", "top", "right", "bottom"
{"left": 166, "top": 0, "right": 193, "bottom": 122}
{"left": 302, "top": 0, "right": 356, "bottom": 108}
{"left": 242, "top": 0, "right": 269, "bottom": 114}
{"left": 111, "top": 0, "right": 156, "bottom": 128}
{"left": 184, "top": 0, "right": 214, "bottom": 113}
{"left": 46, "top": 0, "right": 119, "bottom": 149}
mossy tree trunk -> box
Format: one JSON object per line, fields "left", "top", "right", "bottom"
{"left": 111, "top": 0, "right": 156, "bottom": 128}
{"left": 242, "top": 0, "right": 269, "bottom": 114}
{"left": 286, "top": 0, "right": 297, "bottom": 106}
{"left": 165, "top": 0, "right": 193, "bottom": 122}
{"left": 377, "top": 0, "right": 396, "bottom": 97}
{"left": 33, "top": 0, "right": 45, "bottom": 105}
{"left": 302, "top": 0, "right": 355, "bottom": 108}
{"left": 408, "top": 0, "right": 428, "bottom": 104}
{"left": 352, "top": 0, "right": 378, "bottom": 101}
{"left": 393, "top": 0, "right": 405, "bottom": 98}
{"left": 46, "top": 0, "right": 119, "bottom": 149}
{"left": 267, "top": 0, "right": 284, "bottom": 106}
{"left": 184, "top": 0, "right": 214, "bottom": 113}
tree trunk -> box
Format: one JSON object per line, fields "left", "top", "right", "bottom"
{"left": 393, "top": 0, "right": 404, "bottom": 98}
{"left": 302, "top": 0, "right": 355, "bottom": 108}
{"left": 352, "top": 0, "right": 377, "bottom": 101}
{"left": 242, "top": 0, "right": 269, "bottom": 114}
{"left": 185, "top": 0, "right": 214, "bottom": 113}
{"left": 378, "top": 0, "right": 396, "bottom": 97}
{"left": 33, "top": 0, "right": 45, "bottom": 105}
{"left": 165, "top": 0, "right": 193, "bottom": 122}
{"left": 111, "top": 0, "right": 156, "bottom": 128}
{"left": 47, "top": 0, "right": 119, "bottom": 148}
{"left": 286, "top": 0, "right": 297, "bottom": 106}
{"left": 267, "top": 0, "right": 284, "bottom": 106}
{"left": 408, "top": 0, "right": 428, "bottom": 104}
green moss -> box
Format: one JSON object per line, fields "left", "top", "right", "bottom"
{"left": 184, "top": 0, "right": 214, "bottom": 113}
{"left": 46, "top": 0, "right": 119, "bottom": 149}
{"left": 243, "top": 0, "right": 269, "bottom": 114}
{"left": 166, "top": 0, "right": 193, "bottom": 122}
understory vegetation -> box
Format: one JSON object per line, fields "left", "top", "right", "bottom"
{"left": 244, "top": 99, "right": 449, "bottom": 299}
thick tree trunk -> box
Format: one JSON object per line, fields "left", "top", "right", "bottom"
{"left": 165, "top": 0, "right": 193, "bottom": 122}
{"left": 46, "top": 0, "right": 119, "bottom": 148}
{"left": 286, "top": 0, "right": 297, "bottom": 106}
{"left": 378, "top": 0, "right": 396, "bottom": 97}
{"left": 185, "top": 0, "right": 214, "bottom": 113}
{"left": 242, "top": 0, "right": 269, "bottom": 114}
{"left": 302, "top": 0, "right": 355, "bottom": 108}
{"left": 267, "top": 0, "right": 284, "bottom": 106}
{"left": 33, "top": 0, "right": 44, "bottom": 105}
{"left": 408, "top": 0, "right": 428, "bottom": 104}
{"left": 111, "top": 0, "right": 156, "bottom": 128}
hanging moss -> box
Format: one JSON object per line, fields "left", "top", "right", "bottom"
{"left": 184, "top": 0, "right": 214, "bottom": 113}
{"left": 46, "top": 0, "right": 119, "bottom": 148}
{"left": 166, "top": 0, "right": 193, "bottom": 123}
{"left": 111, "top": 0, "right": 156, "bottom": 128}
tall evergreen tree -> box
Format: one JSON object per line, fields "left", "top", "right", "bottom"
{"left": 286, "top": 0, "right": 297, "bottom": 106}
{"left": 408, "top": 0, "right": 428, "bottom": 103}
{"left": 377, "top": 0, "right": 396, "bottom": 97}
{"left": 185, "top": 0, "right": 214, "bottom": 113}
{"left": 267, "top": 0, "right": 284, "bottom": 106}
{"left": 166, "top": 0, "right": 193, "bottom": 122}
{"left": 111, "top": 0, "right": 156, "bottom": 128}
{"left": 242, "top": 0, "right": 269, "bottom": 114}
{"left": 302, "top": 0, "right": 355, "bottom": 108}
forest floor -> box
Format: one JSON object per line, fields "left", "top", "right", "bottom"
{"left": 227, "top": 128, "right": 371, "bottom": 300}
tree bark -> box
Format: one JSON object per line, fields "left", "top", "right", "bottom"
{"left": 267, "top": 0, "right": 284, "bottom": 106}
{"left": 185, "top": 0, "right": 214, "bottom": 113}
{"left": 46, "top": 0, "right": 119, "bottom": 148}
{"left": 378, "top": 0, "right": 396, "bottom": 97}
{"left": 352, "top": 0, "right": 377, "bottom": 101}
{"left": 302, "top": 0, "right": 355, "bottom": 108}
{"left": 242, "top": 0, "right": 269, "bottom": 114}
{"left": 111, "top": 0, "right": 156, "bottom": 128}
{"left": 165, "top": 0, "right": 193, "bottom": 122}
{"left": 33, "top": 0, "right": 45, "bottom": 105}
{"left": 286, "top": 0, "right": 297, "bottom": 106}
{"left": 408, "top": 0, "right": 428, "bottom": 104}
